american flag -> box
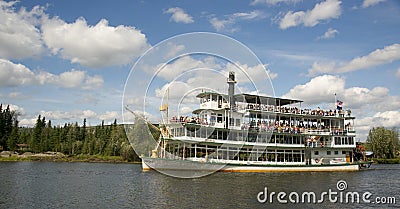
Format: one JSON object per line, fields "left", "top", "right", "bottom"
{"left": 337, "top": 100, "right": 343, "bottom": 110}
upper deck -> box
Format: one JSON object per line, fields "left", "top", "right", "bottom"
{"left": 194, "top": 92, "right": 354, "bottom": 120}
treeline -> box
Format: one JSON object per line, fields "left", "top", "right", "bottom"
{"left": 366, "top": 127, "right": 399, "bottom": 159}
{"left": 0, "top": 104, "right": 141, "bottom": 162}
{"left": 0, "top": 104, "right": 19, "bottom": 152}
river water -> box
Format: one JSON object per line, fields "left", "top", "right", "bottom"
{"left": 0, "top": 162, "right": 398, "bottom": 208}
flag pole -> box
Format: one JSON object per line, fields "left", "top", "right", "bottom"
{"left": 334, "top": 93, "right": 337, "bottom": 115}
{"left": 334, "top": 93, "right": 337, "bottom": 108}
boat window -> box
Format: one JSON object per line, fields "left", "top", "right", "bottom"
{"left": 235, "top": 119, "right": 240, "bottom": 126}
{"left": 314, "top": 151, "right": 319, "bottom": 155}
{"left": 342, "top": 151, "right": 346, "bottom": 155}
{"left": 327, "top": 151, "right": 331, "bottom": 155}
{"left": 229, "top": 118, "right": 234, "bottom": 126}
{"left": 217, "top": 114, "right": 223, "bottom": 123}
{"left": 334, "top": 151, "right": 339, "bottom": 155}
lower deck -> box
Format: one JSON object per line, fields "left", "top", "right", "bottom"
{"left": 158, "top": 140, "right": 355, "bottom": 166}
{"left": 142, "top": 157, "right": 360, "bottom": 173}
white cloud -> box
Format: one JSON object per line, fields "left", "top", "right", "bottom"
{"left": 251, "top": 0, "right": 302, "bottom": 5}
{"left": 0, "top": 59, "right": 36, "bottom": 86}
{"left": 317, "top": 28, "right": 339, "bottom": 39}
{"left": 41, "top": 17, "right": 150, "bottom": 68}
{"left": 0, "top": 59, "right": 103, "bottom": 89}
{"left": 164, "top": 43, "right": 185, "bottom": 59}
{"left": 209, "top": 10, "right": 266, "bottom": 32}
{"left": 24, "top": 109, "right": 121, "bottom": 125}
{"left": 279, "top": 0, "right": 342, "bottom": 29}
{"left": 0, "top": 1, "right": 45, "bottom": 59}
{"left": 164, "top": 7, "right": 194, "bottom": 24}
{"left": 7, "top": 104, "right": 26, "bottom": 116}
{"left": 224, "top": 62, "right": 278, "bottom": 83}
{"left": 99, "top": 111, "right": 119, "bottom": 121}
{"left": 283, "top": 75, "right": 344, "bottom": 104}
{"left": 308, "top": 43, "right": 400, "bottom": 75}
{"left": 362, "top": 0, "right": 385, "bottom": 8}
{"left": 357, "top": 111, "right": 400, "bottom": 140}
{"left": 155, "top": 56, "right": 218, "bottom": 80}
{"left": 19, "top": 118, "right": 37, "bottom": 127}
{"left": 210, "top": 17, "right": 237, "bottom": 32}
{"left": 283, "top": 75, "right": 400, "bottom": 140}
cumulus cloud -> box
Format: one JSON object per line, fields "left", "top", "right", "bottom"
{"left": 41, "top": 17, "right": 150, "bottom": 68}
{"left": 6, "top": 104, "right": 26, "bottom": 116}
{"left": 209, "top": 10, "right": 266, "bottom": 32}
{"left": 308, "top": 43, "right": 400, "bottom": 75}
{"left": 283, "top": 75, "right": 399, "bottom": 110}
{"left": 17, "top": 109, "right": 121, "bottom": 127}
{"left": 155, "top": 55, "right": 218, "bottom": 80}
{"left": 164, "top": 7, "right": 194, "bottom": 24}
{"left": 362, "top": 0, "right": 385, "bottom": 8}
{"left": 283, "top": 75, "right": 343, "bottom": 104}
{"left": 0, "top": 1, "right": 150, "bottom": 68}
{"left": 0, "top": 1, "right": 45, "bottom": 59}
{"left": 357, "top": 111, "right": 400, "bottom": 140}
{"left": 224, "top": 62, "right": 278, "bottom": 83}
{"left": 0, "top": 59, "right": 36, "bottom": 86}
{"left": 0, "top": 59, "right": 103, "bottom": 89}
{"left": 317, "top": 28, "right": 339, "bottom": 39}
{"left": 251, "top": 0, "right": 302, "bottom": 5}
{"left": 283, "top": 75, "right": 400, "bottom": 140}
{"left": 278, "top": 0, "right": 342, "bottom": 29}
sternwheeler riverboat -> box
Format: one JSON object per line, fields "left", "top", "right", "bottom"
{"left": 142, "top": 72, "right": 372, "bottom": 173}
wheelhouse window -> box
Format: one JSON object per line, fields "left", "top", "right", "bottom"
{"left": 217, "top": 114, "right": 223, "bottom": 123}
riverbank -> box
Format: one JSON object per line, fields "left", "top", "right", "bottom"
{"left": 0, "top": 151, "right": 140, "bottom": 164}
{"left": 372, "top": 158, "right": 400, "bottom": 164}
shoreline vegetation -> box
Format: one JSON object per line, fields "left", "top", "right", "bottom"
{"left": 0, "top": 151, "right": 140, "bottom": 164}
{"left": 1, "top": 151, "right": 399, "bottom": 165}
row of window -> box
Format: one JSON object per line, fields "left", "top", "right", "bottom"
{"left": 334, "top": 136, "right": 354, "bottom": 145}
{"left": 314, "top": 150, "right": 347, "bottom": 155}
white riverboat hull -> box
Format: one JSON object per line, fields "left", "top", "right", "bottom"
{"left": 142, "top": 157, "right": 360, "bottom": 173}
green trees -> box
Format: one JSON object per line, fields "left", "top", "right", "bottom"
{"left": 0, "top": 105, "right": 139, "bottom": 161}
{"left": 366, "top": 127, "right": 399, "bottom": 159}
{"left": 26, "top": 117, "right": 137, "bottom": 160}
{"left": 0, "top": 104, "right": 19, "bottom": 151}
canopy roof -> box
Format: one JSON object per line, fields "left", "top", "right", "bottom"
{"left": 196, "top": 92, "right": 302, "bottom": 106}
{"left": 196, "top": 91, "right": 227, "bottom": 98}
{"left": 234, "top": 93, "right": 302, "bottom": 106}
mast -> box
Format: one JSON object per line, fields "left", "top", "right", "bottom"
{"left": 227, "top": 71, "right": 237, "bottom": 111}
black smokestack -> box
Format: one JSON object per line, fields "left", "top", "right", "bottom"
{"left": 227, "top": 71, "right": 236, "bottom": 111}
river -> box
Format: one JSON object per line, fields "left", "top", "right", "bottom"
{"left": 0, "top": 162, "right": 398, "bottom": 208}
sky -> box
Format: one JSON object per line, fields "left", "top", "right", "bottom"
{"left": 0, "top": 0, "right": 399, "bottom": 141}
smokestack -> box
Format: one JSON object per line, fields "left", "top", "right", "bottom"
{"left": 227, "top": 71, "right": 236, "bottom": 111}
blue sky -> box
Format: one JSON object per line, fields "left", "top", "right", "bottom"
{"left": 1, "top": 0, "right": 399, "bottom": 140}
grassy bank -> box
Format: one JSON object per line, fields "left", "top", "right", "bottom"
{"left": 0, "top": 154, "right": 140, "bottom": 164}
{"left": 372, "top": 158, "right": 400, "bottom": 164}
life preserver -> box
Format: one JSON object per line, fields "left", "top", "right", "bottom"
{"left": 315, "top": 158, "right": 319, "bottom": 163}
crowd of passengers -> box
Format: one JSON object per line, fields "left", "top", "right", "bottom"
{"left": 241, "top": 121, "right": 332, "bottom": 133}
{"left": 170, "top": 116, "right": 201, "bottom": 124}
{"left": 170, "top": 116, "right": 352, "bottom": 133}
{"left": 239, "top": 104, "right": 351, "bottom": 117}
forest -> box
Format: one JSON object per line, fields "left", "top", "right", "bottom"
{"left": 0, "top": 104, "right": 142, "bottom": 162}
